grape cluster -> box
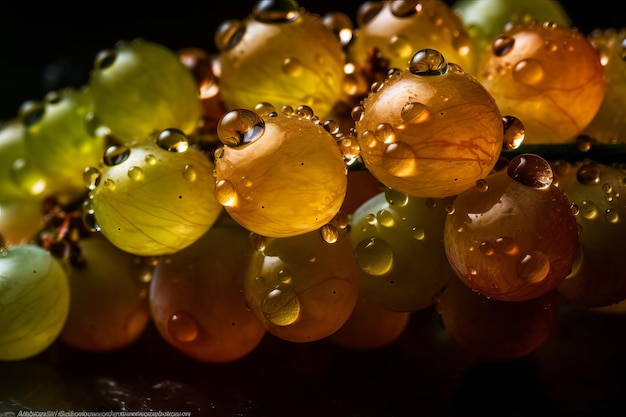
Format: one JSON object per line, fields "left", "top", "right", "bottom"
{"left": 0, "top": 0, "right": 624, "bottom": 374}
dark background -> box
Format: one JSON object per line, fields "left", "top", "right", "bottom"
{"left": 0, "top": 1, "right": 620, "bottom": 121}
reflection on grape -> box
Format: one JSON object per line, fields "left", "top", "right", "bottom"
{"left": 0, "top": 244, "right": 70, "bottom": 361}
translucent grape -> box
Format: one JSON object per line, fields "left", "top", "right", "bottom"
{"left": 150, "top": 222, "right": 266, "bottom": 363}
{"left": 0, "top": 244, "right": 70, "bottom": 361}
{"left": 85, "top": 128, "right": 223, "bottom": 256}
{"left": 59, "top": 233, "right": 151, "bottom": 352}
{"left": 88, "top": 39, "right": 201, "bottom": 143}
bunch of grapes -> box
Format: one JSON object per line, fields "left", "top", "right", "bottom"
{"left": 1, "top": 0, "right": 625, "bottom": 406}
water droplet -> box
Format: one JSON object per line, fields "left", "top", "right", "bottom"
{"left": 494, "top": 236, "right": 518, "bottom": 255}
{"left": 492, "top": 35, "right": 515, "bottom": 56}
{"left": 215, "top": 179, "right": 237, "bottom": 207}
{"left": 103, "top": 179, "right": 115, "bottom": 190}
{"left": 605, "top": 208, "right": 620, "bottom": 224}
{"left": 103, "top": 145, "right": 130, "bottom": 166}
{"left": 249, "top": 233, "right": 266, "bottom": 252}
{"left": 376, "top": 209, "right": 395, "bottom": 227}
{"left": 356, "top": 0, "right": 383, "bottom": 26}
{"left": 351, "top": 105, "right": 365, "bottom": 122}
{"left": 479, "top": 241, "right": 495, "bottom": 256}
{"left": 409, "top": 49, "right": 448, "bottom": 76}
{"left": 167, "top": 311, "right": 199, "bottom": 342}
{"left": 579, "top": 200, "right": 598, "bottom": 219}
{"left": 412, "top": 226, "right": 425, "bottom": 240}
{"left": 401, "top": 102, "right": 430, "bottom": 124}
{"left": 282, "top": 57, "right": 303, "bottom": 77}
{"left": 217, "top": 109, "right": 265, "bottom": 147}
{"left": 389, "top": 34, "right": 414, "bottom": 60}
{"left": 93, "top": 48, "right": 117, "bottom": 70}
{"left": 384, "top": 188, "right": 409, "bottom": 206}
{"left": 517, "top": 251, "right": 550, "bottom": 283}
{"left": 253, "top": 0, "right": 301, "bottom": 23}
{"left": 576, "top": 163, "right": 601, "bottom": 185}
{"left": 83, "top": 167, "right": 101, "bottom": 190}
{"left": 320, "top": 224, "right": 339, "bottom": 243}
{"left": 18, "top": 100, "right": 45, "bottom": 127}
{"left": 475, "top": 179, "right": 489, "bottom": 192}
{"left": 382, "top": 142, "right": 416, "bottom": 177}
{"left": 145, "top": 154, "right": 157, "bottom": 165}
{"left": 507, "top": 153, "right": 553, "bottom": 189}
{"left": 215, "top": 20, "right": 247, "bottom": 52}
{"left": 513, "top": 58, "right": 545, "bottom": 86}
{"left": 261, "top": 284, "right": 301, "bottom": 326}
{"left": 390, "top": 0, "right": 418, "bottom": 17}
{"left": 182, "top": 164, "right": 197, "bottom": 182}
{"left": 127, "top": 166, "right": 145, "bottom": 181}
{"left": 156, "top": 128, "right": 189, "bottom": 152}
{"left": 502, "top": 115, "right": 525, "bottom": 150}
{"left": 355, "top": 237, "right": 394, "bottom": 275}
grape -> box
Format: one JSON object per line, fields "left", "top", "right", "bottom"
{"left": 348, "top": 188, "right": 456, "bottom": 312}
{"left": 213, "top": 104, "right": 347, "bottom": 238}
{"left": 215, "top": 2, "right": 345, "bottom": 120}
{"left": 329, "top": 295, "right": 410, "bottom": 350}
{"left": 452, "top": 0, "right": 571, "bottom": 72}
{"left": 353, "top": 49, "right": 503, "bottom": 198}
{"left": 477, "top": 22, "right": 606, "bottom": 144}
{"left": 244, "top": 226, "right": 359, "bottom": 343}
{"left": 84, "top": 128, "right": 223, "bottom": 256}
{"left": 0, "top": 198, "right": 45, "bottom": 246}
{"left": 582, "top": 28, "right": 626, "bottom": 144}
{"left": 0, "top": 244, "right": 70, "bottom": 361}
{"left": 348, "top": 0, "right": 475, "bottom": 75}
{"left": 444, "top": 154, "right": 579, "bottom": 301}
{"left": 88, "top": 39, "right": 201, "bottom": 143}
{"left": 19, "top": 87, "right": 106, "bottom": 205}
{"left": 59, "top": 233, "right": 151, "bottom": 352}
{"left": 0, "top": 119, "right": 33, "bottom": 203}
{"left": 556, "top": 161, "right": 626, "bottom": 308}
{"left": 150, "top": 221, "right": 266, "bottom": 363}
{"left": 437, "top": 275, "right": 558, "bottom": 361}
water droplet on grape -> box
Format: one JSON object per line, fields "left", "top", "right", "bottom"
{"left": 182, "top": 165, "right": 197, "bottom": 182}
{"left": 384, "top": 189, "right": 409, "bottom": 207}
{"left": 576, "top": 163, "right": 601, "bottom": 185}
{"left": 409, "top": 49, "right": 448, "bottom": 76}
{"left": 355, "top": 237, "right": 394, "bottom": 276}
{"left": 127, "top": 166, "right": 145, "bottom": 181}
{"left": 94, "top": 48, "right": 117, "bottom": 70}
{"left": 401, "top": 102, "right": 430, "bottom": 124}
{"left": 495, "top": 236, "right": 518, "bottom": 255}
{"left": 507, "top": 153, "right": 553, "bottom": 189}
{"left": 83, "top": 167, "right": 102, "bottom": 190}
{"left": 217, "top": 109, "right": 265, "bottom": 147}
{"left": 167, "top": 311, "right": 199, "bottom": 342}
{"left": 249, "top": 233, "right": 266, "bottom": 252}
{"left": 382, "top": 142, "right": 416, "bottom": 177}
{"left": 376, "top": 210, "right": 395, "bottom": 227}
{"left": 513, "top": 58, "right": 545, "bottom": 86}
{"left": 103, "top": 145, "right": 130, "bottom": 166}
{"left": 282, "top": 57, "right": 303, "bottom": 77}
{"left": 579, "top": 200, "right": 598, "bottom": 219}
{"left": 319, "top": 224, "right": 339, "bottom": 243}
{"left": 215, "top": 20, "right": 247, "bottom": 53}
{"left": 156, "top": 128, "right": 189, "bottom": 152}
{"left": 492, "top": 35, "right": 515, "bottom": 56}
{"left": 215, "top": 179, "right": 237, "bottom": 207}
{"left": 517, "top": 251, "right": 550, "bottom": 283}
{"left": 253, "top": 0, "right": 301, "bottom": 23}
{"left": 502, "top": 115, "right": 525, "bottom": 150}
{"left": 261, "top": 284, "right": 301, "bottom": 326}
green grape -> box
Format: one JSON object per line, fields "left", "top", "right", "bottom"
{"left": 215, "top": 3, "right": 345, "bottom": 119}
{"left": 88, "top": 38, "right": 201, "bottom": 143}
{"left": 348, "top": 189, "right": 456, "bottom": 312}
{"left": 0, "top": 119, "right": 35, "bottom": 203}
{"left": 19, "top": 87, "right": 106, "bottom": 204}
{"left": 0, "top": 197, "right": 45, "bottom": 246}
{"left": 84, "top": 128, "right": 223, "bottom": 256}
{"left": 150, "top": 221, "right": 267, "bottom": 363}
{"left": 452, "top": 0, "right": 571, "bottom": 72}
{"left": 0, "top": 244, "right": 70, "bottom": 361}
{"left": 244, "top": 225, "right": 359, "bottom": 343}
{"left": 59, "top": 233, "right": 151, "bottom": 352}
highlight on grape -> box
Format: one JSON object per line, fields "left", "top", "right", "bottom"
{"left": 0, "top": 0, "right": 624, "bottom": 398}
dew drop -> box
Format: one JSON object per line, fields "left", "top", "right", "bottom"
{"left": 253, "top": 0, "right": 300, "bottom": 23}
{"left": 401, "top": 102, "right": 430, "bottom": 124}
{"left": 579, "top": 200, "right": 598, "bottom": 219}
{"left": 355, "top": 237, "right": 394, "bottom": 276}
{"left": 605, "top": 208, "right": 620, "bottom": 224}
{"left": 382, "top": 142, "right": 416, "bottom": 177}
{"left": 261, "top": 284, "right": 301, "bottom": 326}
{"left": 507, "top": 153, "right": 553, "bottom": 189}
{"left": 576, "top": 163, "right": 601, "bottom": 185}
{"left": 83, "top": 167, "right": 101, "bottom": 190}
{"left": 375, "top": 123, "right": 396, "bottom": 144}
{"left": 492, "top": 35, "right": 515, "bottom": 56}
{"left": 494, "top": 236, "right": 518, "bottom": 255}
{"left": 217, "top": 109, "right": 265, "bottom": 147}
{"left": 18, "top": 100, "right": 45, "bottom": 127}
{"left": 384, "top": 188, "right": 409, "bottom": 207}
{"left": 214, "top": 20, "right": 246, "bottom": 53}
{"left": 167, "top": 311, "right": 199, "bottom": 342}
{"left": 517, "top": 251, "right": 550, "bottom": 283}
{"left": 93, "top": 48, "right": 117, "bottom": 70}
{"left": 156, "top": 128, "right": 189, "bottom": 152}
{"left": 479, "top": 241, "right": 495, "bottom": 256}
{"left": 409, "top": 49, "right": 448, "bottom": 76}
{"left": 412, "top": 226, "right": 425, "bottom": 240}
{"left": 502, "top": 115, "right": 525, "bottom": 150}
{"left": 215, "top": 179, "right": 237, "bottom": 207}
{"left": 475, "top": 179, "right": 489, "bottom": 192}
{"left": 127, "top": 166, "right": 144, "bottom": 181}
{"left": 390, "top": 0, "right": 418, "bottom": 17}
{"left": 249, "top": 233, "right": 266, "bottom": 252}
{"left": 356, "top": 0, "right": 383, "bottom": 26}
{"left": 182, "top": 165, "right": 197, "bottom": 182}
{"left": 82, "top": 211, "right": 100, "bottom": 232}
{"left": 320, "top": 224, "right": 339, "bottom": 243}
{"left": 282, "top": 57, "right": 303, "bottom": 77}
{"left": 376, "top": 209, "right": 395, "bottom": 227}
{"left": 513, "top": 58, "right": 545, "bottom": 86}
{"left": 103, "top": 145, "right": 130, "bottom": 166}
{"left": 145, "top": 154, "right": 157, "bottom": 165}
